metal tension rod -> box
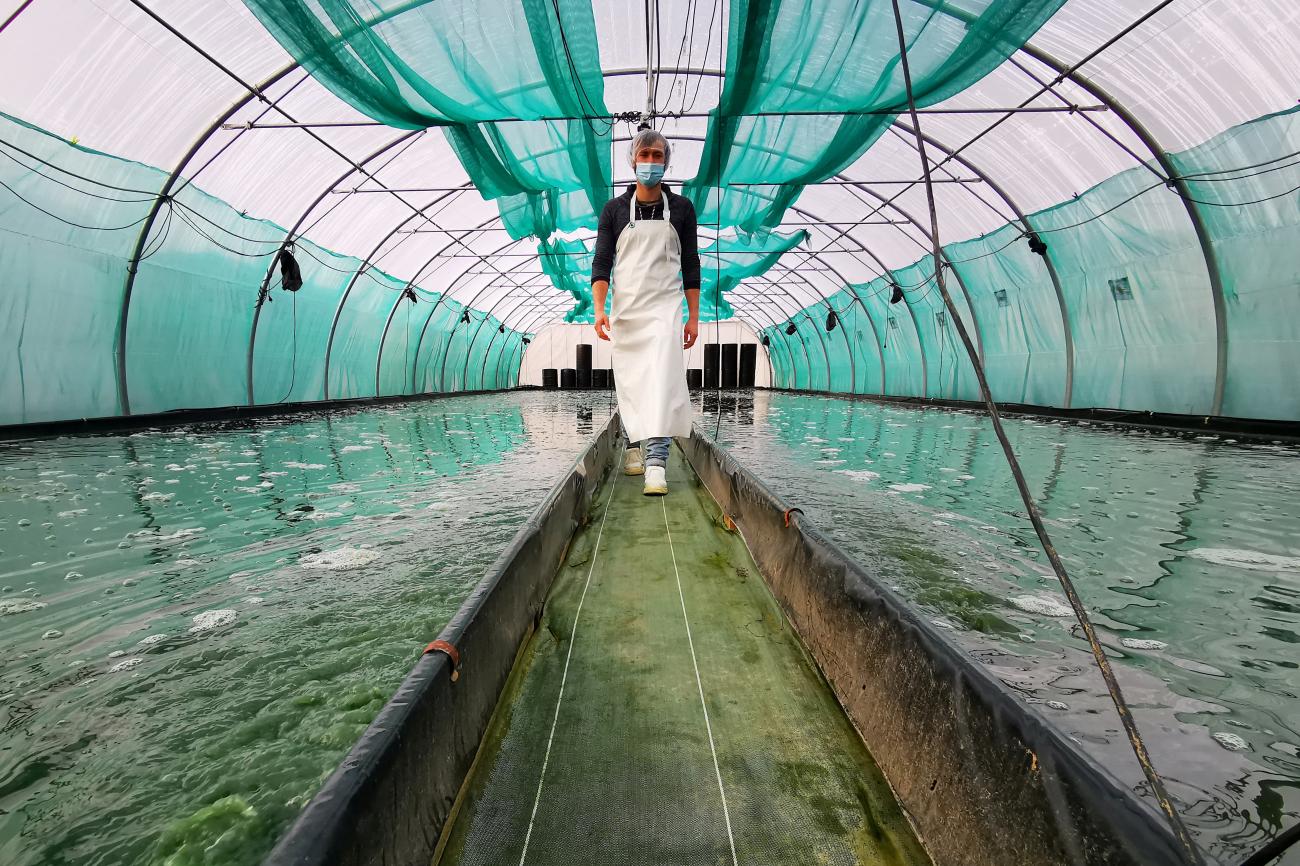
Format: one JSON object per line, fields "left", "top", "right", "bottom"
{"left": 731, "top": 178, "right": 982, "bottom": 186}
{"left": 221, "top": 104, "right": 1106, "bottom": 130}
{"left": 887, "top": 0, "right": 1206, "bottom": 863}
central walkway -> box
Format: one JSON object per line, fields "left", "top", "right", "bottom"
{"left": 438, "top": 446, "right": 931, "bottom": 866}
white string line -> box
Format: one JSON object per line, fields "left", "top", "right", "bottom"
{"left": 660, "top": 492, "right": 739, "bottom": 866}
{"left": 518, "top": 445, "right": 623, "bottom": 866}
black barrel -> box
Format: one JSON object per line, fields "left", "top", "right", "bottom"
{"left": 703, "top": 343, "right": 720, "bottom": 389}
{"left": 738, "top": 344, "right": 757, "bottom": 387}
{"left": 721, "top": 343, "right": 739, "bottom": 389}
{"left": 575, "top": 369, "right": 592, "bottom": 389}
{"left": 591, "top": 368, "right": 609, "bottom": 389}
{"left": 542, "top": 368, "right": 558, "bottom": 389}
{"left": 607, "top": 368, "right": 615, "bottom": 389}
{"left": 560, "top": 368, "right": 576, "bottom": 389}
{"left": 687, "top": 368, "right": 703, "bottom": 390}
{"left": 576, "top": 343, "right": 593, "bottom": 374}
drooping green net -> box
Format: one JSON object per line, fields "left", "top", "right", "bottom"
{"left": 685, "top": 0, "right": 1067, "bottom": 232}
{"left": 546, "top": 230, "right": 809, "bottom": 324}
{"left": 242, "top": 0, "right": 612, "bottom": 240}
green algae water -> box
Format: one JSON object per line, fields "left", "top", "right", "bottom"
{"left": 699, "top": 390, "right": 1299, "bottom": 864}
{"left": 0, "top": 392, "right": 612, "bottom": 866}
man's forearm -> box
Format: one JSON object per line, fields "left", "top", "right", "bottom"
{"left": 685, "top": 288, "right": 700, "bottom": 321}
{"left": 593, "top": 280, "right": 609, "bottom": 316}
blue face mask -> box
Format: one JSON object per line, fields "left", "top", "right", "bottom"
{"left": 635, "top": 161, "right": 665, "bottom": 186}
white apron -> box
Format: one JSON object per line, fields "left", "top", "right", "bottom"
{"left": 610, "top": 192, "right": 694, "bottom": 443}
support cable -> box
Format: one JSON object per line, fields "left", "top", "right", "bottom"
{"left": 888, "top": 1, "right": 1206, "bottom": 862}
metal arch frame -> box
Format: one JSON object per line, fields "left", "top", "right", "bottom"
{"left": 409, "top": 234, "right": 529, "bottom": 393}
{"left": 475, "top": 276, "right": 568, "bottom": 389}
{"left": 373, "top": 211, "right": 509, "bottom": 395}
{"left": 764, "top": 260, "right": 856, "bottom": 390}
{"left": 461, "top": 273, "right": 554, "bottom": 390}
{"left": 438, "top": 246, "right": 548, "bottom": 390}
{"left": 114, "top": 63, "right": 298, "bottom": 415}
{"left": 889, "top": 120, "right": 1075, "bottom": 407}
{"left": 321, "top": 188, "right": 502, "bottom": 399}
{"left": 906, "top": 2, "right": 1230, "bottom": 414}
{"left": 726, "top": 290, "right": 805, "bottom": 389}
{"left": 252, "top": 130, "right": 435, "bottom": 402}
{"left": 749, "top": 266, "right": 835, "bottom": 387}
{"left": 830, "top": 177, "right": 988, "bottom": 398}
{"left": 738, "top": 274, "right": 820, "bottom": 388}
{"left": 108, "top": 23, "right": 1225, "bottom": 412}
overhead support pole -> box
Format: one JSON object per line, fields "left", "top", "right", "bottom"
{"left": 221, "top": 105, "right": 1108, "bottom": 130}
{"left": 889, "top": 1, "right": 1205, "bottom": 861}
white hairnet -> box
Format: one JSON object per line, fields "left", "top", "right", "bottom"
{"left": 629, "top": 129, "right": 671, "bottom": 167}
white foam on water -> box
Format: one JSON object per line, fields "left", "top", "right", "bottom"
{"left": 1187, "top": 548, "right": 1300, "bottom": 572}
{"left": 109, "top": 657, "right": 144, "bottom": 672}
{"left": 138, "top": 634, "right": 168, "bottom": 646}
{"left": 882, "top": 451, "right": 896, "bottom": 457}
{"left": 303, "top": 511, "right": 343, "bottom": 521}
{"left": 284, "top": 462, "right": 326, "bottom": 470}
{"left": 42, "top": 629, "right": 63, "bottom": 640}
{"left": 889, "top": 483, "right": 931, "bottom": 493}
{"left": 957, "top": 474, "right": 975, "bottom": 481}
{"left": 58, "top": 509, "right": 88, "bottom": 518}
{"left": 0, "top": 599, "right": 48, "bottom": 615}
{"left": 1213, "top": 732, "right": 1250, "bottom": 751}
{"left": 1120, "top": 638, "right": 1168, "bottom": 650}
{"left": 189, "top": 609, "right": 237, "bottom": 633}
{"left": 142, "top": 492, "right": 174, "bottom": 502}
{"left": 341, "top": 445, "right": 372, "bottom": 453}
{"left": 836, "top": 469, "right": 880, "bottom": 483}
{"left": 235, "top": 486, "right": 263, "bottom": 494}
{"left": 159, "top": 528, "right": 203, "bottom": 541}
{"left": 1010, "top": 594, "right": 1074, "bottom": 617}
{"left": 243, "top": 596, "right": 264, "bottom": 605}
{"left": 1045, "top": 700, "right": 1069, "bottom": 710}
{"left": 299, "top": 547, "right": 382, "bottom": 570}
{"left": 260, "top": 471, "right": 287, "bottom": 478}
{"left": 235, "top": 476, "right": 251, "bottom": 481}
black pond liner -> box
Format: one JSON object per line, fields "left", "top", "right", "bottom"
{"left": 263, "top": 416, "right": 1192, "bottom": 866}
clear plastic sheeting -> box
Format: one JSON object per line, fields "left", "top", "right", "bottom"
{"left": 0, "top": 0, "right": 1298, "bottom": 425}
{"left": 766, "top": 106, "right": 1300, "bottom": 420}
{"left": 685, "top": 0, "right": 1067, "bottom": 232}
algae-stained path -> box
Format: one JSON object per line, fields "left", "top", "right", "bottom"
{"left": 438, "top": 446, "right": 931, "bottom": 866}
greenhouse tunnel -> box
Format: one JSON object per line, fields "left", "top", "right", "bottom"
{"left": 0, "top": 0, "right": 1296, "bottom": 429}
{"left": 1, "top": 1, "right": 1299, "bottom": 865}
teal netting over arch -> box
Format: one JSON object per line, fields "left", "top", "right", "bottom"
{"left": 684, "top": 0, "right": 1067, "bottom": 232}
{"left": 0, "top": 112, "right": 529, "bottom": 426}
{"left": 762, "top": 106, "right": 1300, "bottom": 421}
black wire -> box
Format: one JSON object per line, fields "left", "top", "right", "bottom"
{"left": 683, "top": 0, "right": 720, "bottom": 113}
{"left": 0, "top": 137, "right": 160, "bottom": 196}
{"left": 0, "top": 145, "right": 157, "bottom": 204}
{"left": 0, "top": 177, "right": 154, "bottom": 231}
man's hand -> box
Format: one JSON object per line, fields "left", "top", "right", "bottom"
{"left": 595, "top": 313, "right": 611, "bottom": 341}
{"left": 683, "top": 317, "right": 698, "bottom": 349}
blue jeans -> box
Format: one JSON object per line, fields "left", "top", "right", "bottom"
{"left": 628, "top": 435, "right": 671, "bottom": 468}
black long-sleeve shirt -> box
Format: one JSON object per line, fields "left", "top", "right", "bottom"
{"left": 590, "top": 184, "right": 701, "bottom": 291}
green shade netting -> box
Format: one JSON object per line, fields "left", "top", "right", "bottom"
{"left": 764, "top": 107, "right": 1300, "bottom": 419}
{"left": 243, "top": 0, "right": 612, "bottom": 240}
{"left": 0, "top": 111, "right": 528, "bottom": 425}
{"left": 543, "top": 230, "right": 808, "bottom": 324}
{"left": 1168, "top": 105, "right": 1300, "bottom": 420}
{"left": 498, "top": 187, "right": 605, "bottom": 241}
{"left": 539, "top": 237, "right": 599, "bottom": 322}
{"left": 698, "top": 228, "right": 809, "bottom": 319}
{"left": 240, "top": 0, "right": 605, "bottom": 125}
{"left": 685, "top": 0, "right": 1065, "bottom": 232}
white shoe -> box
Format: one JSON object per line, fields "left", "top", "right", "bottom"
{"left": 623, "top": 447, "right": 645, "bottom": 476}
{"left": 643, "top": 465, "right": 668, "bottom": 496}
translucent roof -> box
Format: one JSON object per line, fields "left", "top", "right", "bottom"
{"left": 1, "top": 0, "right": 1298, "bottom": 423}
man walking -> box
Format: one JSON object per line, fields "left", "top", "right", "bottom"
{"left": 591, "top": 129, "right": 699, "bottom": 496}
